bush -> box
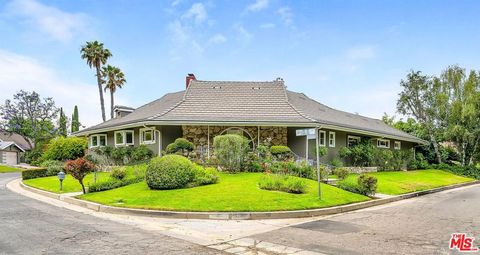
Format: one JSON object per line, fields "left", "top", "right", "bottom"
{"left": 258, "top": 174, "right": 307, "bottom": 194}
{"left": 190, "top": 165, "right": 219, "bottom": 186}
{"left": 64, "top": 158, "right": 95, "bottom": 194}
{"left": 214, "top": 134, "right": 250, "bottom": 172}
{"left": 110, "top": 167, "right": 126, "bottom": 180}
{"left": 339, "top": 139, "right": 376, "bottom": 167}
{"left": 40, "top": 160, "right": 64, "bottom": 176}
{"left": 408, "top": 153, "right": 429, "bottom": 170}
{"left": 41, "top": 137, "right": 88, "bottom": 162}
{"left": 88, "top": 176, "right": 143, "bottom": 193}
{"left": 22, "top": 168, "right": 48, "bottom": 180}
{"left": 145, "top": 155, "right": 195, "bottom": 189}
{"left": 317, "top": 146, "right": 328, "bottom": 158}
{"left": 358, "top": 174, "right": 378, "bottom": 196}
{"left": 375, "top": 149, "right": 394, "bottom": 171}
{"left": 430, "top": 163, "right": 480, "bottom": 180}
{"left": 330, "top": 158, "right": 343, "bottom": 168}
{"left": 131, "top": 145, "right": 154, "bottom": 161}
{"left": 165, "top": 138, "right": 194, "bottom": 154}
{"left": 268, "top": 160, "right": 316, "bottom": 179}
{"left": 334, "top": 167, "right": 349, "bottom": 180}
{"left": 110, "top": 146, "right": 134, "bottom": 164}
{"left": 270, "top": 145, "right": 294, "bottom": 161}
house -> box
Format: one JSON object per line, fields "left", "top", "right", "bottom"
{"left": 74, "top": 74, "right": 426, "bottom": 164}
{"left": 0, "top": 131, "right": 33, "bottom": 165}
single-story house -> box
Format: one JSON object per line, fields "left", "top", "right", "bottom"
{"left": 74, "top": 74, "right": 426, "bottom": 164}
{"left": 0, "top": 131, "right": 33, "bottom": 165}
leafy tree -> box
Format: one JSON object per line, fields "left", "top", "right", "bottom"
{"left": 71, "top": 105, "right": 80, "bottom": 133}
{"left": 397, "top": 71, "right": 444, "bottom": 163}
{"left": 64, "top": 158, "right": 95, "bottom": 194}
{"left": 80, "top": 41, "right": 112, "bottom": 122}
{"left": 102, "top": 65, "right": 126, "bottom": 119}
{"left": 437, "top": 66, "right": 480, "bottom": 166}
{"left": 0, "top": 90, "right": 58, "bottom": 147}
{"left": 58, "top": 107, "right": 67, "bottom": 137}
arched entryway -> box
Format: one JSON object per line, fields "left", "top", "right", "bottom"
{"left": 219, "top": 127, "right": 255, "bottom": 148}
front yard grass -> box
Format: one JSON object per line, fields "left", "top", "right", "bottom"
{"left": 79, "top": 173, "right": 370, "bottom": 212}
{"left": 339, "top": 169, "right": 474, "bottom": 195}
{"left": 23, "top": 164, "right": 147, "bottom": 193}
{"left": 0, "top": 165, "right": 22, "bottom": 173}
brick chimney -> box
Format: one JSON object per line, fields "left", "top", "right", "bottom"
{"left": 186, "top": 73, "right": 196, "bottom": 88}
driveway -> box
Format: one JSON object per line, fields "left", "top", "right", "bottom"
{"left": 248, "top": 184, "right": 480, "bottom": 254}
{"left": 0, "top": 172, "right": 220, "bottom": 255}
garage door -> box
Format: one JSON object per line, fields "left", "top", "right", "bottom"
{"left": 3, "top": 152, "right": 18, "bottom": 165}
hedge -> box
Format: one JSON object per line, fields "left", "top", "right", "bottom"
{"left": 22, "top": 168, "right": 49, "bottom": 180}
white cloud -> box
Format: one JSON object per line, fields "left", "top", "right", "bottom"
{"left": 346, "top": 45, "right": 376, "bottom": 60}
{"left": 209, "top": 34, "right": 227, "bottom": 44}
{"left": 277, "top": 6, "right": 294, "bottom": 27}
{"left": 233, "top": 24, "right": 253, "bottom": 42}
{"left": 171, "top": 0, "right": 182, "bottom": 7}
{"left": 4, "top": 0, "right": 89, "bottom": 43}
{"left": 246, "top": 0, "right": 269, "bottom": 12}
{"left": 182, "top": 3, "right": 207, "bottom": 25}
{"left": 0, "top": 50, "right": 126, "bottom": 127}
{"left": 260, "top": 23, "right": 275, "bottom": 29}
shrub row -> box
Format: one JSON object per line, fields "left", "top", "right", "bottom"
{"left": 88, "top": 145, "right": 153, "bottom": 166}
{"left": 258, "top": 174, "right": 307, "bottom": 194}
{"left": 88, "top": 176, "right": 144, "bottom": 193}
{"left": 337, "top": 174, "right": 378, "bottom": 196}
{"left": 430, "top": 163, "right": 480, "bottom": 179}
{"left": 22, "top": 168, "right": 49, "bottom": 180}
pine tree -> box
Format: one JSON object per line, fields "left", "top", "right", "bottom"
{"left": 59, "top": 108, "right": 67, "bottom": 137}
{"left": 71, "top": 105, "right": 80, "bottom": 133}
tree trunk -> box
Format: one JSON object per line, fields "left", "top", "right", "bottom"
{"left": 79, "top": 179, "right": 86, "bottom": 194}
{"left": 430, "top": 133, "right": 442, "bottom": 164}
{"left": 96, "top": 65, "right": 106, "bottom": 122}
{"left": 110, "top": 89, "right": 114, "bottom": 119}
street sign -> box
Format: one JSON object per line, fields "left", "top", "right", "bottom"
{"left": 296, "top": 128, "right": 316, "bottom": 139}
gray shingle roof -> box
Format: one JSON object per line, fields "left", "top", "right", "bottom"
{"left": 75, "top": 79, "right": 425, "bottom": 143}
{"left": 0, "top": 131, "right": 33, "bottom": 150}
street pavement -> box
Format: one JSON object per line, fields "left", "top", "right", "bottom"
{"left": 0, "top": 172, "right": 221, "bottom": 255}
{"left": 249, "top": 184, "right": 480, "bottom": 254}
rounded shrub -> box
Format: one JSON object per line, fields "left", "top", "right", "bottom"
{"left": 41, "top": 137, "right": 88, "bottom": 162}
{"left": 270, "top": 145, "right": 292, "bottom": 155}
{"left": 110, "top": 167, "right": 126, "bottom": 180}
{"left": 333, "top": 167, "right": 349, "bottom": 180}
{"left": 213, "top": 134, "right": 250, "bottom": 172}
{"left": 145, "top": 155, "right": 195, "bottom": 189}
{"left": 165, "top": 138, "right": 194, "bottom": 154}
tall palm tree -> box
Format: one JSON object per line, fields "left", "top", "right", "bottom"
{"left": 80, "top": 41, "right": 112, "bottom": 122}
{"left": 102, "top": 65, "right": 126, "bottom": 119}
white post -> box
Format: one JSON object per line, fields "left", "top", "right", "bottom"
{"left": 207, "top": 125, "right": 210, "bottom": 159}
{"left": 257, "top": 126, "right": 260, "bottom": 157}
{"left": 305, "top": 135, "right": 309, "bottom": 161}
{"left": 315, "top": 127, "right": 321, "bottom": 199}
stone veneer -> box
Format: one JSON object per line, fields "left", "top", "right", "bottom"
{"left": 182, "top": 125, "right": 288, "bottom": 156}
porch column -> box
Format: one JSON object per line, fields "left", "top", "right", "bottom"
{"left": 315, "top": 127, "right": 321, "bottom": 199}
{"left": 257, "top": 126, "right": 260, "bottom": 149}
{"left": 207, "top": 125, "right": 210, "bottom": 159}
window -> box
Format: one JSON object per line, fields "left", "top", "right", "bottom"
{"left": 318, "top": 130, "right": 326, "bottom": 146}
{"left": 347, "top": 135, "right": 361, "bottom": 147}
{"left": 114, "top": 130, "right": 134, "bottom": 146}
{"left": 329, "top": 131, "right": 336, "bottom": 147}
{"left": 377, "top": 139, "right": 390, "bottom": 149}
{"left": 140, "top": 128, "right": 156, "bottom": 144}
{"left": 394, "top": 141, "right": 401, "bottom": 150}
{"left": 89, "top": 134, "right": 107, "bottom": 148}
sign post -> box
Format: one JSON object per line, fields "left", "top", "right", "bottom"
{"left": 296, "top": 128, "right": 321, "bottom": 199}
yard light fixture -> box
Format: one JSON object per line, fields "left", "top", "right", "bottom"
{"left": 57, "top": 170, "right": 65, "bottom": 191}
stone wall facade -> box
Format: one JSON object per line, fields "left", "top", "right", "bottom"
{"left": 182, "top": 125, "right": 288, "bottom": 157}
{"left": 345, "top": 166, "right": 378, "bottom": 174}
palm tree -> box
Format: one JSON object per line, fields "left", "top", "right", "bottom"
{"left": 102, "top": 65, "right": 126, "bottom": 119}
{"left": 80, "top": 41, "right": 112, "bottom": 122}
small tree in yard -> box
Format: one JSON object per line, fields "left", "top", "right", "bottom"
{"left": 64, "top": 158, "right": 95, "bottom": 194}
{"left": 214, "top": 134, "right": 250, "bottom": 172}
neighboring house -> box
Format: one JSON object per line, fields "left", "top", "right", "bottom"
{"left": 74, "top": 74, "right": 426, "bottom": 164}
{"left": 0, "top": 131, "right": 33, "bottom": 165}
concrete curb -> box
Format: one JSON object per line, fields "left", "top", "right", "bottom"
{"left": 19, "top": 180, "right": 480, "bottom": 220}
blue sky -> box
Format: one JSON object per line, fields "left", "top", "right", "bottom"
{"left": 1, "top": 0, "right": 479, "bottom": 127}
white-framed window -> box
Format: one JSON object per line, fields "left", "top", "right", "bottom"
{"left": 89, "top": 134, "right": 107, "bottom": 148}
{"left": 347, "top": 135, "right": 361, "bottom": 147}
{"left": 140, "top": 128, "right": 156, "bottom": 144}
{"left": 114, "top": 130, "right": 134, "bottom": 147}
{"left": 394, "top": 141, "right": 401, "bottom": 150}
{"left": 329, "top": 131, "right": 336, "bottom": 147}
{"left": 377, "top": 138, "right": 390, "bottom": 149}
{"left": 318, "top": 130, "right": 326, "bottom": 146}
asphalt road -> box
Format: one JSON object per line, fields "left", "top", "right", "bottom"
{"left": 0, "top": 172, "right": 219, "bottom": 255}
{"left": 251, "top": 184, "right": 480, "bottom": 254}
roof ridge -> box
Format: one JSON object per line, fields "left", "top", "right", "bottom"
{"left": 148, "top": 89, "right": 189, "bottom": 120}
{"left": 192, "top": 80, "right": 280, "bottom": 84}
{"left": 283, "top": 87, "right": 318, "bottom": 123}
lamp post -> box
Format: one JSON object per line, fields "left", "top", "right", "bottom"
{"left": 57, "top": 171, "right": 65, "bottom": 191}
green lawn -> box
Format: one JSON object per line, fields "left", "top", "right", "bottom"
{"left": 338, "top": 169, "right": 474, "bottom": 195}
{"left": 23, "top": 164, "right": 147, "bottom": 193}
{"left": 0, "top": 165, "right": 22, "bottom": 173}
{"left": 79, "top": 173, "right": 370, "bottom": 212}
